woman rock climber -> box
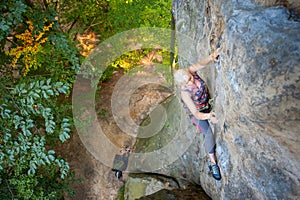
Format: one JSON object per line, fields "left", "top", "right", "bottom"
{"left": 173, "top": 48, "right": 221, "bottom": 180}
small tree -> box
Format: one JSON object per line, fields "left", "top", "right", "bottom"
{"left": 0, "top": 79, "right": 73, "bottom": 199}
{"left": 0, "top": 0, "right": 80, "bottom": 198}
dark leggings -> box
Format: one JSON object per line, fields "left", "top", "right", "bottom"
{"left": 191, "top": 116, "right": 216, "bottom": 154}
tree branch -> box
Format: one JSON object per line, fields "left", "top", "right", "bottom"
{"left": 5, "top": 179, "right": 14, "bottom": 199}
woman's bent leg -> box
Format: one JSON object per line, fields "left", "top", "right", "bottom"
{"left": 191, "top": 116, "right": 221, "bottom": 180}
{"left": 191, "top": 117, "right": 216, "bottom": 154}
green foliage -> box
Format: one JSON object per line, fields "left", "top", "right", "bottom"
{"left": 105, "top": 0, "right": 172, "bottom": 37}
{"left": 35, "top": 31, "right": 81, "bottom": 83}
{"left": 50, "top": 0, "right": 172, "bottom": 84}
{"left": 116, "top": 185, "right": 125, "bottom": 200}
{"left": 0, "top": 0, "right": 80, "bottom": 198}
{"left": 110, "top": 49, "right": 148, "bottom": 71}
{"left": 102, "top": 0, "right": 173, "bottom": 80}
{"left": 0, "top": 0, "right": 27, "bottom": 73}
{"left": 99, "top": 65, "right": 117, "bottom": 82}
{"left": 0, "top": 0, "right": 27, "bottom": 40}
{"left": 54, "top": 0, "right": 109, "bottom": 34}
{"left": 1, "top": 0, "right": 81, "bottom": 84}
{"left": 98, "top": 109, "right": 108, "bottom": 118}
{"left": 0, "top": 78, "right": 74, "bottom": 199}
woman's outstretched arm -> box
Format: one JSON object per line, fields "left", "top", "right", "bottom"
{"left": 189, "top": 48, "right": 220, "bottom": 73}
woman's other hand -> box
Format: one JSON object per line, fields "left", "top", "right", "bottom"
{"left": 210, "top": 48, "right": 220, "bottom": 62}
{"left": 194, "top": 111, "right": 218, "bottom": 123}
{"left": 209, "top": 112, "right": 218, "bottom": 124}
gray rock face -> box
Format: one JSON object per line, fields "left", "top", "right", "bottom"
{"left": 170, "top": 0, "right": 300, "bottom": 199}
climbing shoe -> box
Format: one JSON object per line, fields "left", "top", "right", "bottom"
{"left": 209, "top": 164, "right": 221, "bottom": 180}
{"left": 112, "top": 169, "right": 123, "bottom": 180}
{"left": 115, "top": 170, "right": 122, "bottom": 180}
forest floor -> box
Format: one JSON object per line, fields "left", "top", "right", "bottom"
{"left": 58, "top": 68, "right": 172, "bottom": 199}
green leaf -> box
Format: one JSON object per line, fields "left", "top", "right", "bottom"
{"left": 19, "top": 83, "right": 25, "bottom": 91}
{"left": 21, "top": 89, "right": 28, "bottom": 94}
{"left": 27, "top": 96, "right": 34, "bottom": 104}
{"left": 49, "top": 120, "right": 56, "bottom": 126}
{"left": 54, "top": 82, "right": 63, "bottom": 87}
{"left": 46, "top": 89, "right": 54, "bottom": 96}
{"left": 48, "top": 155, "right": 55, "bottom": 162}
{"left": 23, "top": 129, "right": 31, "bottom": 136}
{"left": 21, "top": 109, "right": 29, "bottom": 116}
{"left": 42, "top": 90, "right": 49, "bottom": 99}
{"left": 45, "top": 126, "right": 54, "bottom": 134}
{"left": 63, "top": 127, "right": 71, "bottom": 132}
{"left": 29, "top": 82, "right": 35, "bottom": 89}
{"left": 28, "top": 168, "right": 35, "bottom": 175}
{"left": 33, "top": 93, "right": 40, "bottom": 99}
{"left": 48, "top": 150, "right": 55, "bottom": 155}
{"left": 46, "top": 78, "right": 51, "bottom": 85}
{"left": 41, "top": 85, "right": 51, "bottom": 90}
{"left": 57, "top": 85, "right": 69, "bottom": 94}
{"left": 62, "top": 118, "right": 69, "bottom": 123}
{"left": 1, "top": 108, "right": 11, "bottom": 118}
{"left": 59, "top": 132, "right": 70, "bottom": 143}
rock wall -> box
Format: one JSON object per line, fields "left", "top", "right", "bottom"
{"left": 171, "top": 0, "right": 300, "bottom": 199}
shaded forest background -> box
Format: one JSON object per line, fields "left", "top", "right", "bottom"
{"left": 0, "top": 0, "right": 172, "bottom": 199}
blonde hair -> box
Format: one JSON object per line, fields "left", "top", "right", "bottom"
{"left": 174, "top": 69, "right": 189, "bottom": 86}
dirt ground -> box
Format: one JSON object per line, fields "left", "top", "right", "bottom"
{"left": 59, "top": 68, "right": 172, "bottom": 199}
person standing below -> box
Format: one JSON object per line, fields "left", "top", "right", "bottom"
{"left": 173, "top": 49, "right": 221, "bottom": 180}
